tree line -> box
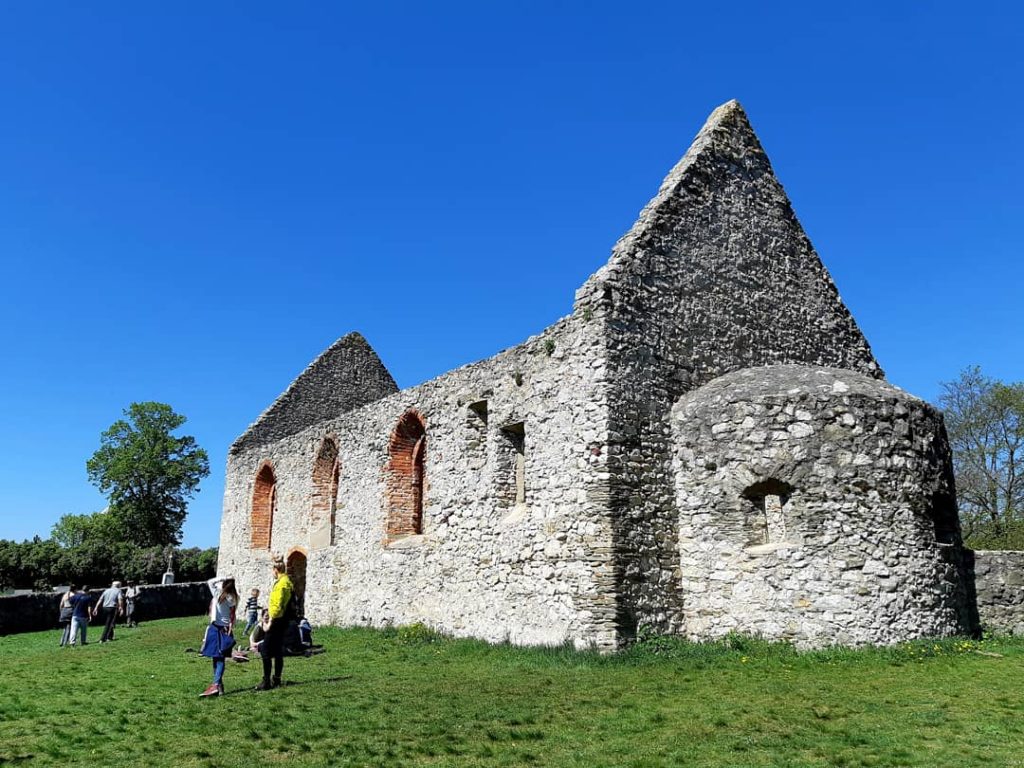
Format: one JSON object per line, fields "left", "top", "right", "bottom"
{"left": 1, "top": 402, "right": 216, "bottom": 592}
{"left": 0, "top": 538, "right": 217, "bottom": 592}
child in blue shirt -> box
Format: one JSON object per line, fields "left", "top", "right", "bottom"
{"left": 243, "top": 588, "right": 260, "bottom": 635}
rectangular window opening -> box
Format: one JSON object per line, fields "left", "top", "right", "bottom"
{"left": 468, "top": 400, "right": 488, "bottom": 425}
{"left": 466, "top": 400, "right": 488, "bottom": 466}
{"left": 499, "top": 422, "right": 526, "bottom": 506}
{"left": 763, "top": 493, "right": 786, "bottom": 543}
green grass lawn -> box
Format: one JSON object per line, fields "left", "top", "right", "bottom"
{"left": 1, "top": 618, "right": 1022, "bottom": 767}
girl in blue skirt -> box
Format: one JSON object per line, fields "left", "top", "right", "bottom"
{"left": 200, "top": 576, "right": 238, "bottom": 697}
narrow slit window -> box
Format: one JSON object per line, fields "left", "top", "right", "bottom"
{"left": 467, "top": 401, "right": 488, "bottom": 460}
{"left": 741, "top": 479, "right": 793, "bottom": 547}
{"left": 329, "top": 459, "right": 340, "bottom": 545}
{"left": 929, "top": 491, "right": 959, "bottom": 546}
{"left": 469, "top": 400, "right": 488, "bottom": 425}
{"left": 499, "top": 422, "right": 526, "bottom": 506}
{"left": 763, "top": 493, "right": 786, "bottom": 543}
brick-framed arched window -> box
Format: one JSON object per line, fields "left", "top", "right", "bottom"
{"left": 251, "top": 462, "right": 277, "bottom": 550}
{"left": 384, "top": 409, "right": 426, "bottom": 539}
{"left": 312, "top": 437, "right": 340, "bottom": 545}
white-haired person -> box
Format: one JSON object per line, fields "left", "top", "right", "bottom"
{"left": 93, "top": 581, "right": 124, "bottom": 643}
{"left": 200, "top": 576, "right": 239, "bottom": 697}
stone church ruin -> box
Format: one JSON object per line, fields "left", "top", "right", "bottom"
{"left": 218, "top": 100, "right": 983, "bottom": 650}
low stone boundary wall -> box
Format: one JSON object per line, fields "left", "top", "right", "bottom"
{"left": 970, "top": 550, "right": 1024, "bottom": 636}
{"left": 0, "top": 582, "right": 210, "bottom": 636}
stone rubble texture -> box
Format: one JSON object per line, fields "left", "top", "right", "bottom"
{"left": 218, "top": 100, "right": 1016, "bottom": 650}
{"left": 671, "top": 366, "right": 971, "bottom": 646}
{"left": 969, "top": 551, "right": 1024, "bottom": 636}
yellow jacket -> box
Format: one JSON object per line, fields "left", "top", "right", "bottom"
{"left": 268, "top": 573, "right": 294, "bottom": 620}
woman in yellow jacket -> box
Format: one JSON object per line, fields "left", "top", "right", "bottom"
{"left": 256, "top": 556, "right": 293, "bottom": 691}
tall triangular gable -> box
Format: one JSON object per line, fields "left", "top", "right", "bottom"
{"left": 578, "top": 100, "right": 881, "bottom": 386}
{"left": 231, "top": 332, "right": 398, "bottom": 453}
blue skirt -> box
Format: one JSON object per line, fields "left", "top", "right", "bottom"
{"left": 200, "top": 624, "right": 235, "bottom": 658}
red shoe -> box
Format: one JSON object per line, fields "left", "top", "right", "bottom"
{"left": 199, "top": 684, "right": 221, "bottom": 698}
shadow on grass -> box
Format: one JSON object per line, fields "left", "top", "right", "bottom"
{"left": 219, "top": 674, "right": 355, "bottom": 697}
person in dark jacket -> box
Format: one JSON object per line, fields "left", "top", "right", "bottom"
{"left": 256, "top": 557, "right": 293, "bottom": 691}
{"left": 68, "top": 586, "right": 93, "bottom": 646}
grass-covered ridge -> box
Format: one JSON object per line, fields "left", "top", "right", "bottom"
{"left": 1, "top": 617, "right": 1022, "bottom": 767}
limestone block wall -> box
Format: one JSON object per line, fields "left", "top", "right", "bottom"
{"left": 218, "top": 314, "right": 619, "bottom": 649}
{"left": 573, "top": 100, "right": 882, "bottom": 638}
{"left": 670, "top": 366, "right": 973, "bottom": 647}
{"left": 970, "top": 551, "right": 1024, "bottom": 635}
{"left": 216, "top": 100, "right": 995, "bottom": 651}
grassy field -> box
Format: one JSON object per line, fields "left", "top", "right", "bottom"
{"left": 0, "top": 618, "right": 1022, "bottom": 767}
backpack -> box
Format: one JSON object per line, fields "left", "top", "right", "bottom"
{"left": 283, "top": 592, "right": 299, "bottom": 622}
{"left": 298, "top": 619, "right": 313, "bottom": 647}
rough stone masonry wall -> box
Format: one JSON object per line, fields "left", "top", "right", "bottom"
{"left": 233, "top": 332, "right": 399, "bottom": 453}
{"left": 218, "top": 313, "right": 619, "bottom": 649}
{"left": 574, "top": 100, "right": 882, "bottom": 638}
{"left": 970, "top": 550, "right": 1024, "bottom": 635}
{"left": 671, "top": 366, "right": 973, "bottom": 647}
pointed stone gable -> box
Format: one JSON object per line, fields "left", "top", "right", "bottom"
{"left": 231, "top": 332, "right": 398, "bottom": 453}
{"left": 579, "top": 99, "right": 880, "bottom": 385}
{"left": 214, "top": 101, "right": 980, "bottom": 653}
{"left": 581, "top": 101, "right": 884, "bottom": 640}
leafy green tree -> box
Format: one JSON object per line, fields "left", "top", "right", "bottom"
{"left": 0, "top": 539, "right": 24, "bottom": 591}
{"left": 938, "top": 366, "right": 1024, "bottom": 549}
{"left": 86, "top": 402, "right": 210, "bottom": 548}
{"left": 54, "top": 538, "right": 123, "bottom": 587}
{"left": 50, "top": 511, "right": 124, "bottom": 548}
{"left": 0, "top": 537, "right": 63, "bottom": 591}
{"left": 176, "top": 547, "right": 220, "bottom": 581}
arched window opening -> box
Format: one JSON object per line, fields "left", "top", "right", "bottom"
{"left": 312, "top": 437, "right": 340, "bottom": 545}
{"left": 741, "top": 478, "right": 793, "bottom": 547}
{"left": 251, "top": 463, "right": 277, "bottom": 550}
{"left": 384, "top": 410, "right": 426, "bottom": 539}
{"left": 286, "top": 549, "right": 307, "bottom": 618}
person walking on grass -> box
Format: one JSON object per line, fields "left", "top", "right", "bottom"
{"left": 93, "top": 581, "right": 124, "bottom": 643}
{"left": 199, "top": 576, "right": 239, "bottom": 697}
{"left": 68, "top": 586, "right": 93, "bottom": 646}
{"left": 124, "top": 581, "right": 140, "bottom": 627}
{"left": 57, "top": 588, "right": 74, "bottom": 647}
{"left": 256, "top": 556, "right": 293, "bottom": 691}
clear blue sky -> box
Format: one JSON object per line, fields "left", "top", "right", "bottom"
{"left": 1, "top": 3, "right": 1021, "bottom": 547}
